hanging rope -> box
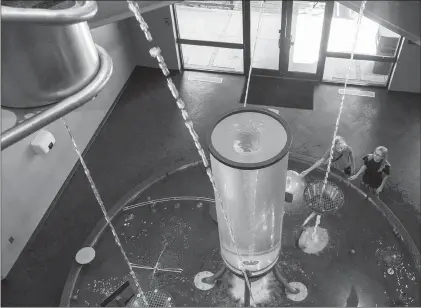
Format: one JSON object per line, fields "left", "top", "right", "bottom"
{"left": 244, "top": 1, "right": 265, "bottom": 107}
{"left": 127, "top": 1, "right": 258, "bottom": 305}
{"left": 320, "top": 1, "right": 367, "bottom": 197}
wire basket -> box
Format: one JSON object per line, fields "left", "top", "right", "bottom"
{"left": 127, "top": 290, "right": 172, "bottom": 307}
{"left": 304, "top": 180, "right": 344, "bottom": 214}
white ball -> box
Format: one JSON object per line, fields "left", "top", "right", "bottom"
{"left": 75, "top": 247, "right": 95, "bottom": 265}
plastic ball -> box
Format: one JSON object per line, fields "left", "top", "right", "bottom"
{"left": 75, "top": 247, "right": 95, "bottom": 265}
{"left": 149, "top": 47, "right": 161, "bottom": 58}
{"left": 285, "top": 170, "right": 308, "bottom": 213}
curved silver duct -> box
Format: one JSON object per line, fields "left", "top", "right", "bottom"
{"left": 1, "top": 1, "right": 114, "bottom": 149}
{"left": 0, "top": 0, "right": 98, "bottom": 24}
{"left": 1, "top": 45, "right": 113, "bottom": 150}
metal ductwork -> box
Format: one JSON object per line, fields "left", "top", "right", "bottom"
{"left": 1, "top": 1, "right": 113, "bottom": 149}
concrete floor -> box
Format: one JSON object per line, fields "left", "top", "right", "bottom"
{"left": 1, "top": 67, "right": 420, "bottom": 306}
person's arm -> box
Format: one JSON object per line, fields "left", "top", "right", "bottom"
{"left": 349, "top": 165, "right": 366, "bottom": 180}
{"left": 376, "top": 175, "right": 389, "bottom": 194}
{"left": 376, "top": 165, "right": 391, "bottom": 194}
{"left": 300, "top": 158, "right": 324, "bottom": 177}
{"left": 348, "top": 148, "right": 355, "bottom": 173}
{"left": 349, "top": 154, "right": 369, "bottom": 180}
{"left": 301, "top": 150, "right": 330, "bottom": 176}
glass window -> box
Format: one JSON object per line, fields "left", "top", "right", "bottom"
{"left": 175, "top": 1, "right": 243, "bottom": 44}
{"left": 181, "top": 45, "right": 244, "bottom": 73}
{"left": 250, "top": 1, "right": 282, "bottom": 70}
{"left": 328, "top": 2, "right": 401, "bottom": 57}
{"left": 288, "top": 1, "right": 326, "bottom": 74}
{"left": 323, "top": 58, "right": 392, "bottom": 86}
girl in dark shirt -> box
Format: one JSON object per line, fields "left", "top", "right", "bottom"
{"left": 349, "top": 146, "right": 391, "bottom": 195}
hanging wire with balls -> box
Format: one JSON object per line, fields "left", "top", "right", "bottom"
{"left": 126, "top": 0, "right": 258, "bottom": 305}
{"left": 302, "top": 1, "right": 367, "bottom": 234}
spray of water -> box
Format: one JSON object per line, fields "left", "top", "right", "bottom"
{"left": 62, "top": 118, "right": 149, "bottom": 307}
{"left": 311, "top": 214, "right": 321, "bottom": 240}
{"left": 248, "top": 173, "right": 258, "bottom": 256}
{"left": 315, "top": 0, "right": 367, "bottom": 233}
{"left": 245, "top": 1, "right": 265, "bottom": 264}
{"left": 243, "top": 1, "right": 265, "bottom": 108}
{"left": 126, "top": 1, "right": 256, "bottom": 305}
{"left": 302, "top": 211, "right": 316, "bottom": 227}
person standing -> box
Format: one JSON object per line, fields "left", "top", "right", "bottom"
{"left": 349, "top": 146, "right": 391, "bottom": 195}
{"left": 300, "top": 136, "right": 355, "bottom": 177}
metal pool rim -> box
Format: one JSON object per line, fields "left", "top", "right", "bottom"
{"left": 59, "top": 159, "right": 204, "bottom": 307}
{"left": 59, "top": 153, "right": 420, "bottom": 306}
{"left": 292, "top": 152, "right": 420, "bottom": 275}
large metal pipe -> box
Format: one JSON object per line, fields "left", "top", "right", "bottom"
{"left": 1, "top": 1, "right": 98, "bottom": 24}
{"left": 1, "top": 1, "right": 101, "bottom": 109}
{"left": 1, "top": 45, "right": 113, "bottom": 150}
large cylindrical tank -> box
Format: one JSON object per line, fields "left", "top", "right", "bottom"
{"left": 1, "top": 1, "right": 100, "bottom": 108}
{"left": 208, "top": 107, "right": 292, "bottom": 277}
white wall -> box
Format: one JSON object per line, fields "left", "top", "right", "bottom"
{"left": 91, "top": 2, "right": 180, "bottom": 70}
{"left": 388, "top": 38, "right": 421, "bottom": 93}
{"left": 0, "top": 19, "right": 136, "bottom": 278}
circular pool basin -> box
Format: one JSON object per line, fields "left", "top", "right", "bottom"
{"left": 61, "top": 156, "right": 420, "bottom": 307}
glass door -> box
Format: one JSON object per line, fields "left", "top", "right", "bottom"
{"left": 249, "top": 1, "right": 283, "bottom": 71}
{"left": 250, "top": 1, "right": 332, "bottom": 81}
{"left": 172, "top": 1, "right": 245, "bottom": 74}
{"left": 282, "top": 1, "right": 328, "bottom": 79}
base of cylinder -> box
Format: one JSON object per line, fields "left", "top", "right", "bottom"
{"left": 221, "top": 253, "right": 280, "bottom": 279}
{"left": 285, "top": 282, "right": 308, "bottom": 302}
{"left": 200, "top": 260, "right": 302, "bottom": 307}
{"left": 194, "top": 271, "right": 217, "bottom": 290}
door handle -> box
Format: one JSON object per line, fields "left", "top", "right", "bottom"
{"left": 286, "top": 35, "right": 294, "bottom": 47}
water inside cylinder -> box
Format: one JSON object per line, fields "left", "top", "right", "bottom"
{"left": 210, "top": 110, "right": 290, "bottom": 276}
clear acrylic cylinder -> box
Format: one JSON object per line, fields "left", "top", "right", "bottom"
{"left": 208, "top": 107, "right": 292, "bottom": 277}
